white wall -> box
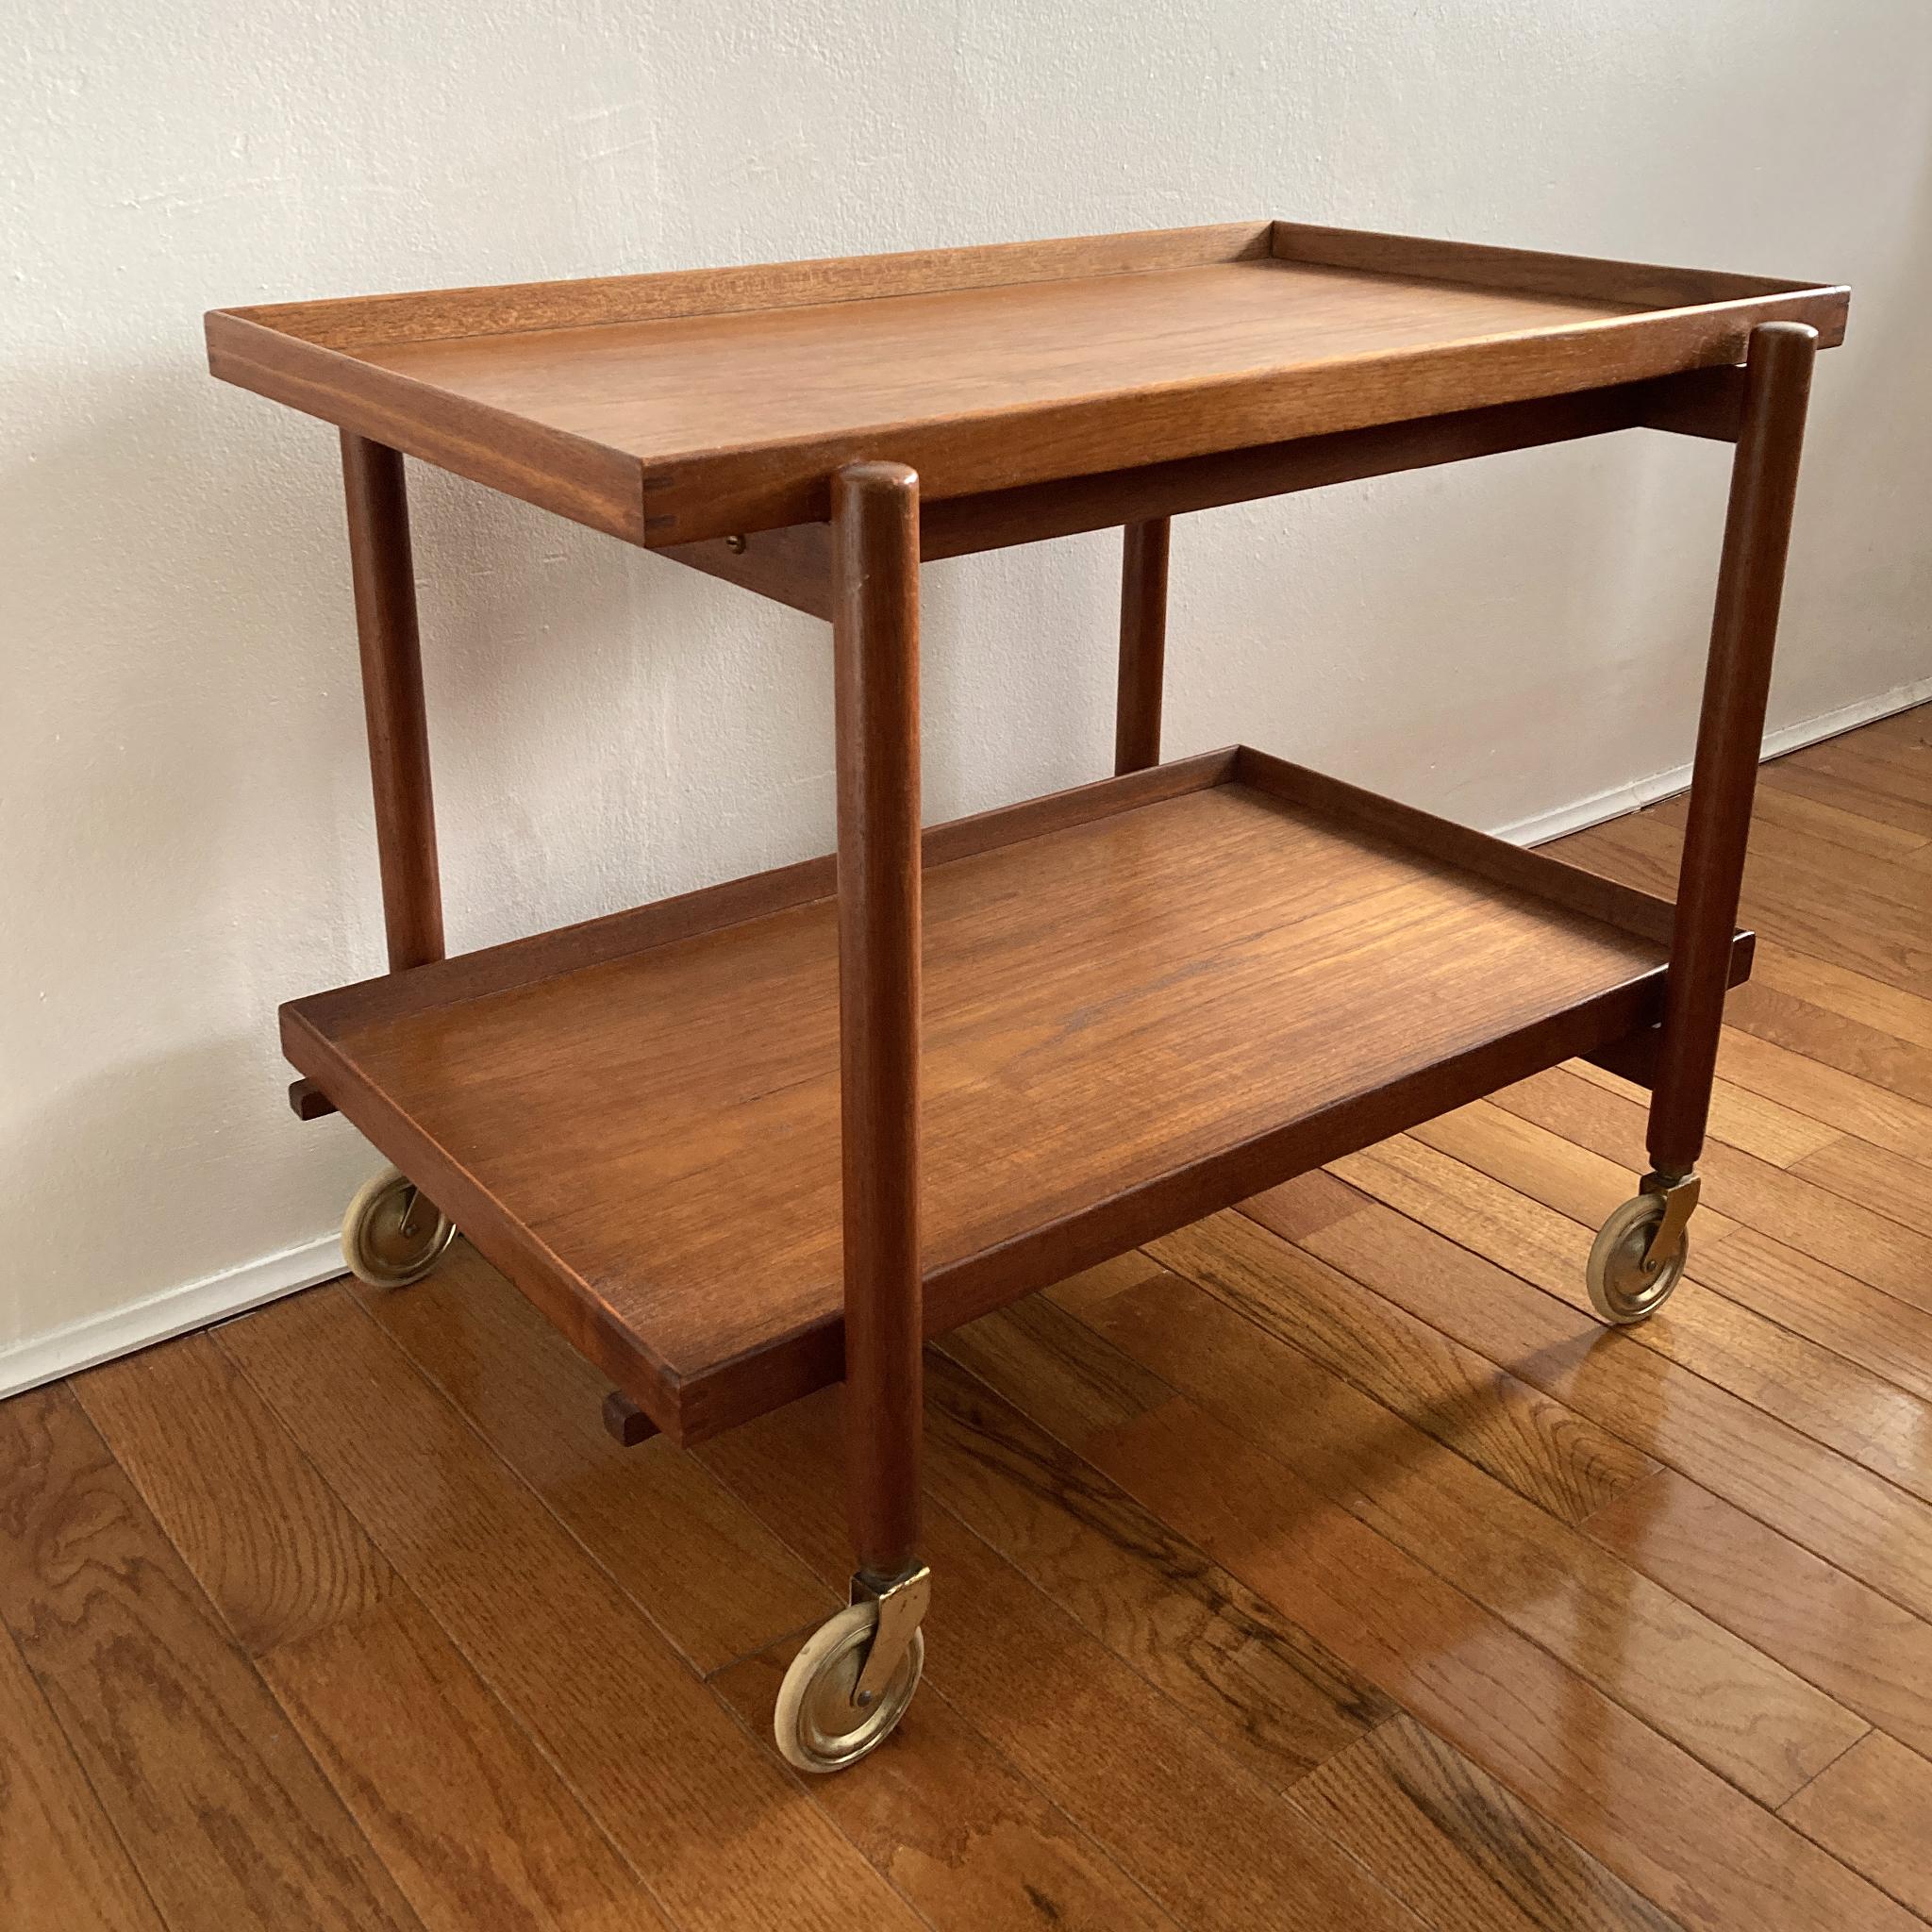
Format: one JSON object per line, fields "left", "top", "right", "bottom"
{"left": 5, "top": 0, "right": 1930, "bottom": 1385}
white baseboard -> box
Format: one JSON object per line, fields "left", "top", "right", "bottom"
{"left": 5, "top": 673, "right": 1926, "bottom": 1400}
{"left": 1495, "top": 672, "right": 1932, "bottom": 847}
{"left": 0, "top": 1233, "right": 343, "bottom": 1401}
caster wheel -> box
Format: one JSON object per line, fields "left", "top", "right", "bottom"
{"left": 774, "top": 1598, "right": 924, "bottom": 1774}
{"left": 341, "top": 1165, "right": 456, "bottom": 1288}
{"left": 1587, "top": 1192, "right": 1688, "bottom": 1325}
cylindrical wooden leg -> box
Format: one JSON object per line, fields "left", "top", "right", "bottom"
{"left": 341, "top": 432, "right": 445, "bottom": 972}
{"left": 1114, "top": 517, "right": 1171, "bottom": 774}
{"left": 832, "top": 459, "right": 924, "bottom": 1585}
{"left": 1647, "top": 322, "right": 1818, "bottom": 1174}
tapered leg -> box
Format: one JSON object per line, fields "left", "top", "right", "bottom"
{"left": 341, "top": 432, "right": 444, "bottom": 972}
{"left": 832, "top": 459, "right": 924, "bottom": 1587}
{"left": 1647, "top": 322, "right": 1818, "bottom": 1174}
{"left": 1114, "top": 517, "right": 1171, "bottom": 774}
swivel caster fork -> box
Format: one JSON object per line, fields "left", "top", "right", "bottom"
{"left": 774, "top": 1564, "right": 929, "bottom": 1774}
{"left": 1587, "top": 1168, "right": 1699, "bottom": 1325}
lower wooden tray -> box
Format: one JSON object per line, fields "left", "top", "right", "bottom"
{"left": 286, "top": 748, "right": 1748, "bottom": 1443}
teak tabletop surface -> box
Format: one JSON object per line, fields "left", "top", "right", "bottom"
{"left": 289, "top": 774, "right": 1690, "bottom": 1441}
{"left": 207, "top": 219, "right": 1847, "bottom": 546}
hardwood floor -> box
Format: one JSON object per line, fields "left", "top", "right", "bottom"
{"left": 5, "top": 701, "right": 1928, "bottom": 1931}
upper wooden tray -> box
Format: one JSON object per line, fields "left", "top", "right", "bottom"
{"left": 208, "top": 219, "right": 1846, "bottom": 549}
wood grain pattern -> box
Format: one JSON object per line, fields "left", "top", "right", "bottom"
{"left": 1587, "top": 1467, "right": 1932, "bottom": 1760}
{"left": 696, "top": 1390, "right": 1431, "bottom": 1932}
{"left": 718, "top": 1630, "right": 1182, "bottom": 1932}
{"left": 213, "top": 1288, "right": 924, "bottom": 1932}
{"left": 73, "top": 1333, "right": 392, "bottom": 1655}
{"left": 1567, "top": 1053, "right": 1840, "bottom": 1169}
{"left": 18, "top": 705, "right": 1932, "bottom": 1932}
{"left": 208, "top": 221, "right": 1846, "bottom": 546}
{"left": 1777, "top": 1730, "right": 1932, "bottom": 1920}
{"left": 289, "top": 774, "right": 1688, "bottom": 1442}
{"left": 355, "top": 1244, "right": 831, "bottom": 1673}
{"left": 1162, "top": 1208, "right": 1659, "bottom": 1523}
{"left": 1289, "top": 1715, "right": 1685, "bottom": 1932}
{"left": 259, "top": 1591, "right": 675, "bottom": 1932}
{"left": 0, "top": 1617, "right": 166, "bottom": 1932}
{"left": 1074, "top": 1391, "right": 1908, "bottom": 1932}
{"left": 74, "top": 1332, "right": 672, "bottom": 1932}
{"left": 1059, "top": 1232, "right": 1864, "bottom": 1807}
{"left": 922, "top": 1346, "right": 1393, "bottom": 1794}
{"left": 1486, "top": 1064, "right": 1932, "bottom": 1309}
{"left": 0, "top": 1384, "right": 424, "bottom": 1932}
{"left": 1302, "top": 1188, "right": 1932, "bottom": 1623}
{"left": 711, "top": 1636, "right": 1183, "bottom": 1932}
{"left": 1690, "top": 1228, "right": 1932, "bottom": 1403}
{"left": 1717, "top": 1024, "right": 1932, "bottom": 1165}
{"left": 1562, "top": 812, "right": 1932, "bottom": 996}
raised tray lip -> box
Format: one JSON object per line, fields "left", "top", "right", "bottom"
{"left": 281, "top": 746, "right": 1751, "bottom": 1444}
{"left": 206, "top": 217, "right": 1850, "bottom": 547}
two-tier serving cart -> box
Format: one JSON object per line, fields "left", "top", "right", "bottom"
{"left": 208, "top": 219, "right": 1846, "bottom": 1771}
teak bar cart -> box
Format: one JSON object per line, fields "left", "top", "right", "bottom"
{"left": 208, "top": 220, "right": 1847, "bottom": 1772}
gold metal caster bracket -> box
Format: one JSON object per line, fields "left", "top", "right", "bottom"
{"left": 341, "top": 1164, "right": 456, "bottom": 1288}
{"left": 1587, "top": 1170, "right": 1696, "bottom": 1324}
{"left": 773, "top": 1565, "right": 928, "bottom": 1774}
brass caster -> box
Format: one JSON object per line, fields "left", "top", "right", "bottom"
{"left": 774, "top": 1583, "right": 925, "bottom": 1774}
{"left": 341, "top": 1165, "right": 456, "bottom": 1288}
{"left": 1586, "top": 1180, "right": 1692, "bottom": 1325}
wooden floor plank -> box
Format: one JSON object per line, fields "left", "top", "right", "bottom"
{"left": 1716, "top": 1025, "right": 1932, "bottom": 1167}
{"left": 1486, "top": 1065, "right": 1932, "bottom": 1310}
{"left": 923, "top": 1339, "right": 1394, "bottom": 1794}
{"left": 1587, "top": 1467, "right": 1932, "bottom": 1761}
{"left": 1791, "top": 1137, "right": 1932, "bottom": 1239}
{"left": 356, "top": 1245, "right": 833, "bottom": 1673}
{"left": 1289, "top": 1714, "right": 1687, "bottom": 1932}
{"left": 1557, "top": 815, "right": 1930, "bottom": 994}
{"left": 1070, "top": 1381, "right": 1911, "bottom": 1932}
{"left": 1779, "top": 1731, "right": 1932, "bottom": 1922}
{"left": 1856, "top": 707, "right": 1931, "bottom": 757}
{"left": 1400, "top": 1092, "right": 1721, "bottom": 1238}
{"left": 1564, "top": 1051, "right": 1841, "bottom": 1169}
{"left": 1690, "top": 1229, "right": 1932, "bottom": 1404}
{"left": 260, "top": 1591, "right": 675, "bottom": 1932}
{"left": 213, "top": 1287, "right": 924, "bottom": 1932}
{"left": 409, "top": 1249, "right": 1396, "bottom": 1867}
{"left": 72, "top": 1330, "right": 679, "bottom": 1932}
{"left": 1224, "top": 1197, "right": 1665, "bottom": 1524}
{"left": 12, "top": 695, "right": 1930, "bottom": 1930}
{"left": 1745, "top": 941, "right": 1932, "bottom": 1054}
{"left": 1760, "top": 756, "right": 1932, "bottom": 842}
{"left": 72, "top": 1334, "right": 394, "bottom": 1655}
{"left": 0, "top": 1383, "right": 425, "bottom": 1932}
{"left": 1644, "top": 771, "right": 1928, "bottom": 859}
{"left": 0, "top": 1615, "right": 166, "bottom": 1932}
{"left": 1058, "top": 1224, "right": 1865, "bottom": 1807}
{"left": 697, "top": 1389, "right": 1433, "bottom": 1932}
{"left": 1354, "top": 1102, "right": 1932, "bottom": 1501}
{"left": 1725, "top": 973, "right": 1932, "bottom": 1110}
{"left": 710, "top": 1635, "right": 1183, "bottom": 1932}
{"left": 1302, "top": 1184, "right": 1932, "bottom": 1624}
{"left": 1695, "top": 782, "right": 1932, "bottom": 908}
